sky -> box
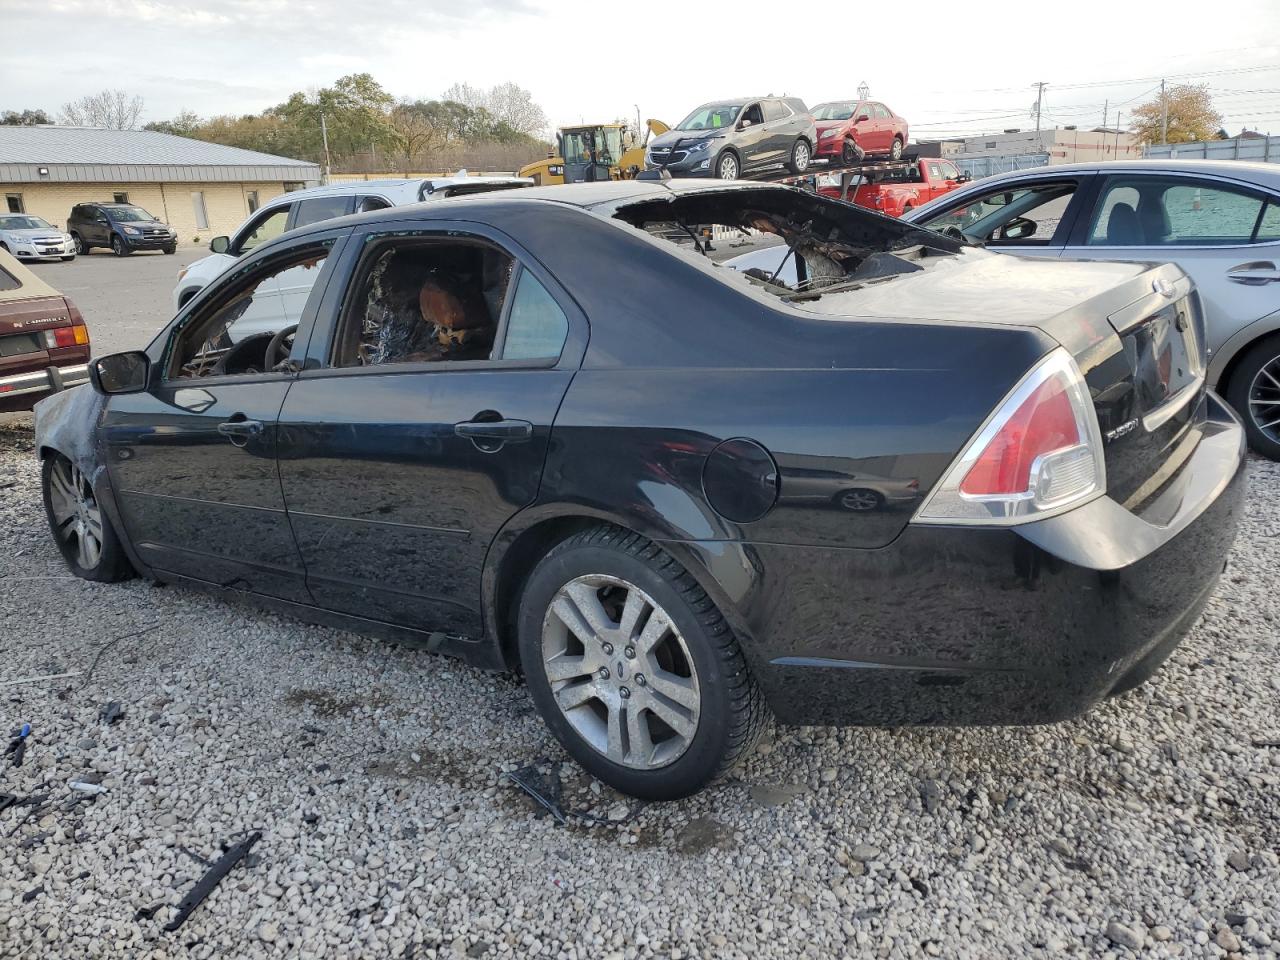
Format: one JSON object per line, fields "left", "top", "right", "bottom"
{"left": 3, "top": 0, "right": 1279, "bottom": 142}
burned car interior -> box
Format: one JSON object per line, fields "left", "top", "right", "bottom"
{"left": 612, "top": 187, "right": 961, "bottom": 301}
{"left": 334, "top": 241, "right": 514, "bottom": 367}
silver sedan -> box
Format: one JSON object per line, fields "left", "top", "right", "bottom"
{"left": 0, "top": 214, "right": 75, "bottom": 262}
{"left": 906, "top": 159, "right": 1280, "bottom": 458}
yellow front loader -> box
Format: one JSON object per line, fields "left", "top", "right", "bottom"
{"left": 519, "top": 119, "right": 669, "bottom": 185}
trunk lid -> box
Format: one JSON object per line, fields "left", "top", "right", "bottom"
{"left": 798, "top": 250, "right": 1208, "bottom": 511}
{"left": 0, "top": 294, "right": 83, "bottom": 378}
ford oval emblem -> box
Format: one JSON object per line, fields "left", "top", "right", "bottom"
{"left": 1152, "top": 277, "right": 1174, "bottom": 298}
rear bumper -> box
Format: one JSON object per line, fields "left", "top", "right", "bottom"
{"left": 0, "top": 363, "right": 89, "bottom": 411}
{"left": 671, "top": 393, "right": 1247, "bottom": 726}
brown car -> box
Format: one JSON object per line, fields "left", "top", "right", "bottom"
{"left": 0, "top": 249, "right": 90, "bottom": 412}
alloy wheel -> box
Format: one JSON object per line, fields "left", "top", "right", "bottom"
{"left": 717, "top": 155, "right": 738, "bottom": 180}
{"left": 48, "top": 459, "right": 104, "bottom": 569}
{"left": 839, "top": 489, "right": 882, "bottom": 512}
{"left": 891, "top": 139, "right": 903, "bottom": 160}
{"left": 1248, "top": 354, "right": 1280, "bottom": 443}
{"left": 794, "top": 141, "right": 810, "bottom": 171}
{"left": 73, "top": 234, "right": 86, "bottom": 255}
{"left": 540, "top": 574, "right": 701, "bottom": 770}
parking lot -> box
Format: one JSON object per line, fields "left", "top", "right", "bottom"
{"left": 2, "top": 256, "right": 1279, "bottom": 959}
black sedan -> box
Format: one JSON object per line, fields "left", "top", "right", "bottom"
{"left": 33, "top": 180, "right": 1246, "bottom": 799}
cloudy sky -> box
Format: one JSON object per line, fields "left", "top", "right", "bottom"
{"left": 5, "top": 0, "right": 1279, "bottom": 139}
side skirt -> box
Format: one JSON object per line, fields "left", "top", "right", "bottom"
{"left": 154, "top": 571, "right": 507, "bottom": 672}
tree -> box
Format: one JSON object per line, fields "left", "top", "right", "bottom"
{"left": 59, "top": 89, "right": 145, "bottom": 129}
{"left": 143, "top": 110, "right": 203, "bottom": 138}
{"left": 1, "top": 109, "right": 51, "bottom": 126}
{"left": 1130, "top": 84, "right": 1223, "bottom": 145}
{"left": 441, "top": 81, "right": 548, "bottom": 139}
{"left": 386, "top": 101, "right": 446, "bottom": 173}
{"left": 268, "top": 73, "right": 395, "bottom": 165}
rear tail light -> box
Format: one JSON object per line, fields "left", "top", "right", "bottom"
{"left": 914, "top": 348, "right": 1105, "bottom": 525}
{"left": 42, "top": 325, "right": 89, "bottom": 348}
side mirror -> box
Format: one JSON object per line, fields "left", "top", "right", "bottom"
{"left": 998, "top": 217, "right": 1037, "bottom": 241}
{"left": 89, "top": 351, "right": 150, "bottom": 395}
{"left": 209, "top": 235, "right": 230, "bottom": 254}
{"left": 957, "top": 172, "right": 972, "bottom": 183}
{"left": 856, "top": 114, "right": 870, "bottom": 123}
{"left": 739, "top": 119, "right": 753, "bottom": 129}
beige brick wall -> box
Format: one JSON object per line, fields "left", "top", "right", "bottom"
{"left": 2, "top": 181, "right": 293, "bottom": 247}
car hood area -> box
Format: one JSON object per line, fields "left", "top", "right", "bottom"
{"left": 647, "top": 130, "right": 722, "bottom": 151}
{"left": 2, "top": 227, "right": 67, "bottom": 241}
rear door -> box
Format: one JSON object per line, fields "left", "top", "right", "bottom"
{"left": 276, "top": 220, "right": 586, "bottom": 636}
{"left": 88, "top": 206, "right": 111, "bottom": 246}
{"left": 761, "top": 99, "right": 792, "bottom": 162}
{"left": 1060, "top": 172, "right": 1280, "bottom": 358}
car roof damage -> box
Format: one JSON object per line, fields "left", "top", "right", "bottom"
{"left": 608, "top": 184, "right": 961, "bottom": 302}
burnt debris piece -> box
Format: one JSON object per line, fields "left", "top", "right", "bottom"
{"left": 163, "top": 831, "right": 263, "bottom": 932}
{"left": 5, "top": 723, "right": 31, "bottom": 768}
{"left": 99, "top": 701, "right": 125, "bottom": 725}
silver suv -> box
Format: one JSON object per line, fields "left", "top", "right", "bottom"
{"left": 645, "top": 97, "right": 817, "bottom": 180}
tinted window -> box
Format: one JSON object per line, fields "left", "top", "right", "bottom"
{"left": 0, "top": 264, "right": 20, "bottom": 292}
{"left": 336, "top": 240, "right": 515, "bottom": 367}
{"left": 239, "top": 207, "right": 290, "bottom": 253}
{"left": 294, "top": 195, "right": 356, "bottom": 229}
{"left": 741, "top": 103, "right": 764, "bottom": 125}
{"left": 1090, "top": 177, "right": 1267, "bottom": 246}
{"left": 502, "top": 270, "right": 568, "bottom": 361}
{"left": 1257, "top": 202, "right": 1280, "bottom": 243}
{"left": 921, "top": 181, "right": 1079, "bottom": 246}
{"left": 356, "top": 196, "right": 392, "bottom": 213}
{"left": 762, "top": 100, "right": 787, "bottom": 121}
{"left": 874, "top": 104, "right": 892, "bottom": 119}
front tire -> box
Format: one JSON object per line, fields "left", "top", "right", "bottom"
{"left": 111, "top": 235, "right": 131, "bottom": 257}
{"left": 517, "top": 525, "right": 766, "bottom": 800}
{"left": 42, "top": 455, "right": 134, "bottom": 583}
{"left": 789, "top": 139, "right": 812, "bottom": 174}
{"left": 72, "top": 233, "right": 88, "bottom": 255}
{"left": 841, "top": 138, "right": 865, "bottom": 166}
{"left": 1225, "top": 334, "right": 1280, "bottom": 459}
{"left": 715, "top": 151, "right": 739, "bottom": 181}
{"left": 163, "top": 245, "right": 176, "bottom": 255}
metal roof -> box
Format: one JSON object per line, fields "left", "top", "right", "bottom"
{"left": 0, "top": 125, "right": 321, "bottom": 184}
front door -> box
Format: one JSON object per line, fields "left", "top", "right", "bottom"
{"left": 911, "top": 175, "right": 1092, "bottom": 259}
{"left": 101, "top": 235, "right": 345, "bottom": 601}
{"left": 276, "top": 225, "right": 583, "bottom": 635}
{"left": 736, "top": 102, "right": 769, "bottom": 170}
{"left": 1059, "top": 173, "right": 1280, "bottom": 358}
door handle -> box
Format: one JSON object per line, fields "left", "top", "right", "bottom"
{"left": 1227, "top": 261, "right": 1280, "bottom": 285}
{"left": 217, "top": 417, "right": 263, "bottom": 447}
{"left": 454, "top": 418, "right": 533, "bottom": 442}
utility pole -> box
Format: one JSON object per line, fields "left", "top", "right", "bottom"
{"left": 1102, "top": 99, "right": 1109, "bottom": 158}
{"left": 1160, "top": 79, "right": 1168, "bottom": 145}
{"left": 320, "top": 112, "right": 332, "bottom": 184}
{"left": 1032, "top": 81, "right": 1048, "bottom": 150}
{"left": 1116, "top": 111, "right": 1124, "bottom": 157}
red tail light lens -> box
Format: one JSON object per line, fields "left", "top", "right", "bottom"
{"left": 959, "top": 378, "right": 1079, "bottom": 496}
{"left": 45, "top": 325, "right": 89, "bottom": 348}
{"left": 913, "top": 348, "right": 1105, "bottom": 526}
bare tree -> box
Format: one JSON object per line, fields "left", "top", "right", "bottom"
{"left": 59, "top": 90, "right": 145, "bottom": 129}
{"left": 441, "top": 83, "right": 487, "bottom": 112}
{"left": 485, "top": 82, "right": 549, "bottom": 139}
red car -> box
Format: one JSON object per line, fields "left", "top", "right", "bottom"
{"left": 818, "top": 158, "right": 967, "bottom": 218}
{"left": 812, "top": 100, "right": 909, "bottom": 165}
{"left": 0, "top": 249, "right": 90, "bottom": 413}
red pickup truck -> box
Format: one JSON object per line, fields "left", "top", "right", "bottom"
{"left": 817, "top": 157, "right": 968, "bottom": 218}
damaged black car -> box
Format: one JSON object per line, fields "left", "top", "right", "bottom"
{"left": 34, "top": 180, "right": 1245, "bottom": 800}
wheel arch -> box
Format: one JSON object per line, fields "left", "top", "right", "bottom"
{"left": 482, "top": 506, "right": 761, "bottom": 671}
{"left": 1210, "top": 315, "right": 1280, "bottom": 393}
{"left": 715, "top": 147, "right": 742, "bottom": 176}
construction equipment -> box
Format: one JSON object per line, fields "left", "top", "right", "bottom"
{"left": 519, "top": 120, "right": 669, "bottom": 185}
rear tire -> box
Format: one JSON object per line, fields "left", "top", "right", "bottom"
{"left": 788, "top": 139, "right": 812, "bottom": 174}
{"left": 1225, "top": 334, "right": 1280, "bottom": 459}
{"left": 42, "top": 455, "right": 134, "bottom": 583}
{"left": 517, "top": 524, "right": 767, "bottom": 800}
{"left": 890, "top": 137, "right": 904, "bottom": 161}
{"left": 111, "top": 235, "right": 131, "bottom": 257}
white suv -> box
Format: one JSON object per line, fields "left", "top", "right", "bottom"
{"left": 171, "top": 175, "right": 531, "bottom": 335}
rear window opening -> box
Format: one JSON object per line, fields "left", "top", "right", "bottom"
{"left": 611, "top": 187, "right": 959, "bottom": 302}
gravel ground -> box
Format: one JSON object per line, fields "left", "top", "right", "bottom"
{"left": 1, "top": 420, "right": 1278, "bottom": 959}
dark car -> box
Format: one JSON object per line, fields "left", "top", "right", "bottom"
{"left": 0, "top": 248, "right": 89, "bottom": 413}
{"left": 67, "top": 202, "right": 177, "bottom": 257}
{"left": 33, "top": 180, "right": 1245, "bottom": 800}
{"left": 645, "top": 97, "right": 817, "bottom": 180}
